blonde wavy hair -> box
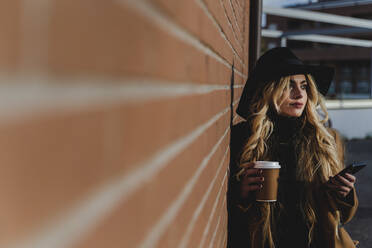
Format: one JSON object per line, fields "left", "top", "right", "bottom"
{"left": 236, "top": 74, "right": 343, "bottom": 248}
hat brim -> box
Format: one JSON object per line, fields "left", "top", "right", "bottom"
{"left": 279, "top": 64, "right": 334, "bottom": 96}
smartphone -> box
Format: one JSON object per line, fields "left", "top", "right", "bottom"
{"left": 335, "top": 162, "right": 367, "bottom": 177}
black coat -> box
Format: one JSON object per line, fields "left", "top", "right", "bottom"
{"left": 226, "top": 115, "right": 358, "bottom": 248}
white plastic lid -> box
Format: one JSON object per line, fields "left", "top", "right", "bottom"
{"left": 253, "top": 161, "right": 281, "bottom": 169}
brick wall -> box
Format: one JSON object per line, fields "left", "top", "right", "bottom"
{"left": 1, "top": 0, "right": 250, "bottom": 247}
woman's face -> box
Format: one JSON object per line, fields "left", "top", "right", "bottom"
{"left": 277, "top": 74, "right": 308, "bottom": 117}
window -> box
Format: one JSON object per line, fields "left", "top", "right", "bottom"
{"left": 268, "top": 42, "right": 277, "bottom": 49}
{"left": 328, "top": 81, "right": 336, "bottom": 95}
{"left": 330, "top": 62, "right": 372, "bottom": 99}
{"left": 287, "top": 20, "right": 300, "bottom": 29}
{"left": 268, "top": 23, "right": 277, "bottom": 30}
{"left": 340, "top": 80, "right": 352, "bottom": 94}
{"left": 355, "top": 66, "right": 370, "bottom": 94}
{"left": 340, "top": 66, "right": 353, "bottom": 95}
{"left": 356, "top": 81, "right": 369, "bottom": 94}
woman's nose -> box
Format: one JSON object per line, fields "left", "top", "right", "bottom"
{"left": 292, "top": 86, "right": 303, "bottom": 99}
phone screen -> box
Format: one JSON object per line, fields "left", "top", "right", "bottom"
{"left": 336, "top": 162, "right": 367, "bottom": 177}
{"left": 350, "top": 163, "right": 367, "bottom": 174}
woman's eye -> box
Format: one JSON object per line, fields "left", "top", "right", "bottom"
{"left": 301, "top": 84, "right": 308, "bottom": 89}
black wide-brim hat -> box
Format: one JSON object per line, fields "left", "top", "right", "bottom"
{"left": 236, "top": 47, "right": 335, "bottom": 120}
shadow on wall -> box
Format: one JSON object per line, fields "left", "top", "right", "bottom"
{"left": 227, "top": 62, "right": 238, "bottom": 248}
{"left": 230, "top": 62, "right": 235, "bottom": 134}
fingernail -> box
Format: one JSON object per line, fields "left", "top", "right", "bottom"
{"left": 261, "top": 177, "right": 264, "bottom": 181}
{"left": 259, "top": 169, "right": 263, "bottom": 174}
{"left": 260, "top": 184, "right": 263, "bottom": 188}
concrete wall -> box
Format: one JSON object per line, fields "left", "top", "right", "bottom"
{"left": 328, "top": 108, "right": 372, "bottom": 139}
{"left": 1, "top": 0, "right": 250, "bottom": 247}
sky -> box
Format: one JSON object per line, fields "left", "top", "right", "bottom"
{"left": 262, "top": 0, "right": 319, "bottom": 26}
{"left": 263, "top": 0, "right": 318, "bottom": 7}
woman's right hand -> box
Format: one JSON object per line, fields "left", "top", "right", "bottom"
{"left": 239, "top": 162, "right": 264, "bottom": 198}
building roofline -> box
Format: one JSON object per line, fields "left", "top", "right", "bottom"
{"left": 284, "top": 0, "right": 372, "bottom": 10}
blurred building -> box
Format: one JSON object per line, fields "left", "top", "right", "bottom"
{"left": 264, "top": 0, "right": 372, "bottom": 99}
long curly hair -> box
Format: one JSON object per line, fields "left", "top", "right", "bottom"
{"left": 236, "top": 74, "right": 343, "bottom": 248}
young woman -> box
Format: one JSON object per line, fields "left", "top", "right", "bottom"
{"left": 227, "top": 47, "right": 358, "bottom": 248}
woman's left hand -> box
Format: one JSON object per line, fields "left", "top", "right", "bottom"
{"left": 326, "top": 173, "right": 356, "bottom": 198}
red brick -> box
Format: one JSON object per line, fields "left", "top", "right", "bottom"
{"left": 222, "top": 0, "right": 243, "bottom": 46}
{"left": 0, "top": 0, "right": 21, "bottom": 72}
{"left": 203, "top": 0, "right": 245, "bottom": 64}
{"left": 234, "top": 84, "right": 244, "bottom": 102}
{"left": 156, "top": 156, "right": 229, "bottom": 248}
{"left": 150, "top": 0, "right": 235, "bottom": 67}
{"left": 47, "top": 0, "right": 246, "bottom": 84}
{"left": 205, "top": 0, "right": 244, "bottom": 57}
{"left": 218, "top": 211, "right": 228, "bottom": 247}
{"left": 230, "top": 0, "right": 244, "bottom": 31}
{"left": 0, "top": 89, "right": 237, "bottom": 245}
{"left": 180, "top": 167, "right": 229, "bottom": 248}
{"left": 0, "top": 0, "right": 252, "bottom": 246}
{"left": 121, "top": 90, "right": 232, "bottom": 174}
{"left": 205, "top": 196, "right": 227, "bottom": 247}
{"left": 0, "top": 109, "right": 107, "bottom": 245}
{"left": 73, "top": 112, "right": 231, "bottom": 248}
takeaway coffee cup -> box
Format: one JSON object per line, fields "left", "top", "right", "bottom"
{"left": 254, "top": 161, "right": 281, "bottom": 202}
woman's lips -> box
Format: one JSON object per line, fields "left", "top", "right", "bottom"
{"left": 290, "top": 103, "right": 304, "bottom": 108}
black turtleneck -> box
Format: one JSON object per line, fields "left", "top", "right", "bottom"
{"left": 271, "top": 113, "right": 303, "bottom": 138}
{"left": 268, "top": 114, "right": 313, "bottom": 247}
{"left": 267, "top": 113, "right": 303, "bottom": 180}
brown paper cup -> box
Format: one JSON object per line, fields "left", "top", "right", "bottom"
{"left": 254, "top": 161, "right": 280, "bottom": 202}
